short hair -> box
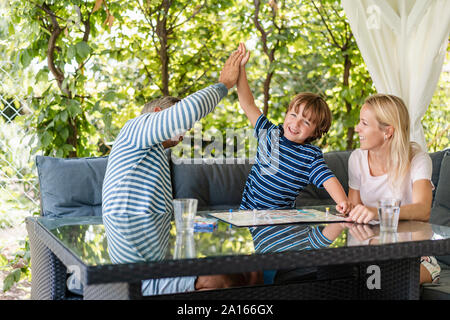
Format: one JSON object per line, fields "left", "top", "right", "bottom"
{"left": 141, "top": 96, "right": 181, "bottom": 115}
{"left": 287, "top": 92, "right": 332, "bottom": 143}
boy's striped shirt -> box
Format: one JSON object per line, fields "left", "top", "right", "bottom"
{"left": 240, "top": 114, "right": 335, "bottom": 211}
{"left": 251, "top": 225, "right": 333, "bottom": 253}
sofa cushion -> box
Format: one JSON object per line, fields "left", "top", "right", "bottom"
{"left": 430, "top": 151, "right": 450, "bottom": 227}
{"left": 170, "top": 158, "right": 252, "bottom": 210}
{"left": 429, "top": 150, "right": 445, "bottom": 201}
{"left": 36, "top": 156, "right": 108, "bottom": 217}
{"left": 430, "top": 151, "right": 450, "bottom": 266}
{"left": 421, "top": 263, "right": 450, "bottom": 300}
{"left": 295, "top": 150, "right": 351, "bottom": 207}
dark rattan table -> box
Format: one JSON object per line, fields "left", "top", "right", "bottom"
{"left": 26, "top": 207, "right": 450, "bottom": 300}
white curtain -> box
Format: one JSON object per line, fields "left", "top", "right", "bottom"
{"left": 341, "top": 0, "right": 450, "bottom": 150}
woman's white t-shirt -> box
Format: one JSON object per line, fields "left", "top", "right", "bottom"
{"left": 348, "top": 149, "right": 433, "bottom": 208}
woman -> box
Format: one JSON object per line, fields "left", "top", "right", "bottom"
{"left": 346, "top": 94, "right": 440, "bottom": 284}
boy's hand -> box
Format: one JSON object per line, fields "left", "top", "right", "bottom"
{"left": 219, "top": 50, "right": 244, "bottom": 89}
{"left": 237, "top": 42, "right": 250, "bottom": 67}
{"left": 336, "top": 201, "right": 352, "bottom": 215}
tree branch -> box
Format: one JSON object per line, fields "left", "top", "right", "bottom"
{"left": 253, "top": 0, "right": 270, "bottom": 57}
{"left": 170, "top": 1, "right": 206, "bottom": 32}
{"left": 179, "top": 70, "right": 208, "bottom": 96}
{"left": 38, "top": 3, "right": 68, "bottom": 95}
{"left": 310, "top": 0, "right": 342, "bottom": 49}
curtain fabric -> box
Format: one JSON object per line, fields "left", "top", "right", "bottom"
{"left": 342, "top": 0, "right": 450, "bottom": 149}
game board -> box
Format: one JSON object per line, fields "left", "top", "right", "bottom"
{"left": 208, "top": 208, "right": 347, "bottom": 227}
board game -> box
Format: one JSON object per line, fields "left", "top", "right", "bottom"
{"left": 208, "top": 208, "right": 347, "bottom": 227}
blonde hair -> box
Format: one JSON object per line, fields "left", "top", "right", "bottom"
{"left": 364, "top": 94, "right": 421, "bottom": 189}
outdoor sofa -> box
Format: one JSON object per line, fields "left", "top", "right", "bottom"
{"left": 31, "top": 148, "right": 450, "bottom": 299}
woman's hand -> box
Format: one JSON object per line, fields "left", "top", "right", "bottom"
{"left": 346, "top": 223, "right": 376, "bottom": 242}
{"left": 345, "top": 204, "right": 378, "bottom": 224}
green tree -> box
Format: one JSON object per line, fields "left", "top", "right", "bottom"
{"left": 7, "top": 0, "right": 119, "bottom": 158}
{"left": 301, "top": 0, "right": 375, "bottom": 150}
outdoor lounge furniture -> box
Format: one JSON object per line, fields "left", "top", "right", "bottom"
{"left": 30, "top": 148, "right": 450, "bottom": 299}
{"left": 26, "top": 213, "right": 450, "bottom": 300}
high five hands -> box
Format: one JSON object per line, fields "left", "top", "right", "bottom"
{"left": 219, "top": 43, "right": 251, "bottom": 89}
{"left": 219, "top": 50, "right": 243, "bottom": 90}
{"left": 237, "top": 42, "right": 250, "bottom": 67}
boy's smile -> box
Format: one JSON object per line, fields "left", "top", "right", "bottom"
{"left": 282, "top": 103, "right": 316, "bottom": 144}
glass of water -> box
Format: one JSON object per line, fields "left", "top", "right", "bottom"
{"left": 377, "top": 198, "right": 401, "bottom": 232}
{"left": 173, "top": 198, "right": 198, "bottom": 234}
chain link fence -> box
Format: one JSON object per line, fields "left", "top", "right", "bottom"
{"left": 0, "top": 61, "right": 40, "bottom": 220}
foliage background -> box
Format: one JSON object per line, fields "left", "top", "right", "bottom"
{"left": 0, "top": 0, "right": 448, "bottom": 294}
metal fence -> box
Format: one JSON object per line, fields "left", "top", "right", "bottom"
{"left": 0, "top": 61, "right": 40, "bottom": 207}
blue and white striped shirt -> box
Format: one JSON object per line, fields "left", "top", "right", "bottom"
{"left": 251, "top": 225, "right": 333, "bottom": 253}
{"left": 102, "top": 83, "right": 228, "bottom": 295}
{"left": 240, "top": 114, "right": 335, "bottom": 256}
{"left": 240, "top": 114, "right": 335, "bottom": 211}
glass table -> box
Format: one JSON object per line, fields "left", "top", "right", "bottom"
{"left": 26, "top": 207, "right": 450, "bottom": 300}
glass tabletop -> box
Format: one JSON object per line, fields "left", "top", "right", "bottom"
{"left": 37, "top": 209, "right": 450, "bottom": 267}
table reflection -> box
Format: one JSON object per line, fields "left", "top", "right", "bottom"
{"left": 249, "top": 225, "right": 335, "bottom": 253}
{"left": 174, "top": 231, "right": 196, "bottom": 259}
{"left": 346, "top": 221, "right": 435, "bottom": 246}
{"left": 46, "top": 216, "right": 447, "bottom": 267}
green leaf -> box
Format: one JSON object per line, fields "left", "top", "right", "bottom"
{"left": 35, "top": 67, "right": 49, "bottom": 83}
{"left": 3, "top": 273, "right": 14, "bottom": 292}
{"left": 60, "top": 110, "right": 68, "bottom": 122}
{"left": 103, "top": 91, "right": 116, "bottom": 102}
{"left": 67, "top": 44, "right": 77, "bottom": 60}
{"left": 62, "top": 144, "right": 74, "bottom": 153}
{"left": 12, "top": 268, "right": 21, "bottom": 282}
{"left": 0, "top": 254, "right": 8, "bottom": 267}
{"left": 20, "top": 49, "right": 32, "bottom": 68}
{"left": 67, "top": 99, "right": 82, "bottom": 116}
{"left": 60, "top": 127, "right": 69, "bottom": 141}
{"left": 2, "top": 269, "right": 21, "bottom": 292}
{"left": 41, "top": 131, "right": 52, "bottom": 148}
{"left": 75, "top": 41, "right": 91, "bottom": 60}
{"left": 55, "top": 150, "right": 63, "bottom": 158}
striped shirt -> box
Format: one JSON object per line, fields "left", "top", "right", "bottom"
{"left": 240, "top": 114, "right": 335, "bottom": 211}
{"left": 252, "top": 224, "right": 333, "bottom": 253}
{"left": 240, "top": 114, "right": 335, "bottom": 261}
{"left": 102, "top": 83, "right": 228, "bottom": 295}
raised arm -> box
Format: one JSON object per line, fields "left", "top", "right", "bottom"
{"left": 236, "top": 43, "right": 262, "bottom": 127}
{"left": 120, "top": 51, "right": 243, "bottom": 149}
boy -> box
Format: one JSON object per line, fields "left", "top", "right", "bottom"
{"left": 236, "top": 43, "right": 351, "bottom": 213}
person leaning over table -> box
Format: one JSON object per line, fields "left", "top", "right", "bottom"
{"left": 345, "top": 94, "right": 441, "bottom": 284}
{"left": 101, "top": 50, "right": 261, "bottom": 296}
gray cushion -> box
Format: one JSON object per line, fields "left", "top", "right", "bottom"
{"left": 421, "top": 264, "right": 450, "bottom": 300}
{"left": 36, "top": 156, "right": 108, "bottom": 217}
{"left": 430, "top": 151, "right": 450, "bottom": 266}
{"left": 430, "top": 151, "right": 450, "bottom": 227}
{"left": 170, "top": 158, "right": 252, "bottom": 210}
{"left": 429, "top": 150, "right": 446, "bottom": 201}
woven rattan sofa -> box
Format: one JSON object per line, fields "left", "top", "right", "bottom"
{"left": 32, "top": 149, "right": 450, "bottom": 299}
